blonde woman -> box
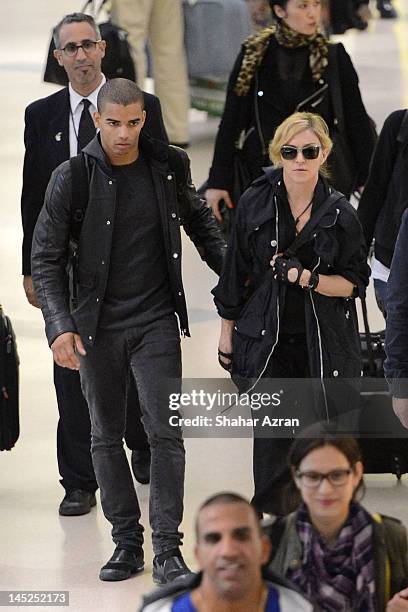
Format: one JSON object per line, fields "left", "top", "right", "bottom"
{"left": 212, "top": 112, "right": 370, "bottom": 516}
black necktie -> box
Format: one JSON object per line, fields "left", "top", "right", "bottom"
{"left": 77, "top": 99, "right": 95, "bottom": 153}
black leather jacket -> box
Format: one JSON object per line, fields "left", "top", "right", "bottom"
{"left": 31, "top": 134, "right": 227, "bottom": 347}
{"left": 213, "top": 169, "right": 370, "bottom": 384}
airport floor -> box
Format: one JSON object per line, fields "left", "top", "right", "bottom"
{"left": 1, "top": 1, "right": 408, "bottom": 610}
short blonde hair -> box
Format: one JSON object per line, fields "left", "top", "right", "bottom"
{"left": 269, "top": 112, "right": 333, "bottom": 176}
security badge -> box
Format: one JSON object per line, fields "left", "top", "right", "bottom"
{"left": 55, "top": 132, "right": 62, "bottom": 142}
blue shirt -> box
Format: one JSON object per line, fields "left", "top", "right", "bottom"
{"left": 172, "top": 586, "right": 280, "bottom": 611}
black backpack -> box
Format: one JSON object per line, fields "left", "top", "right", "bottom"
{"left": 0, "top": 304, "right": 19, "bottom": 451}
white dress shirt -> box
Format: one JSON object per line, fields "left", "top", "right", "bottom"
{"left": 68, "top": 74, "right": 106, "bottom": 158}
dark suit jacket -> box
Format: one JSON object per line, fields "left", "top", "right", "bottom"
{"left": 21, "top": 86, "right": 168, "bottom": 274}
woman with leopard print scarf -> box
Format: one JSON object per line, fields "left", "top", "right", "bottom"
{"left": 205, "top": 0, "right": 376, "bottom": 225}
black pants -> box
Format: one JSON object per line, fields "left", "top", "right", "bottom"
{"left": 54, "top": 363, "right": 149, "bottom": 493}
{"left": 79, "top": 315, "right": 184, "bottom": 554}
{"left": 251, "top": 333, "right": 309, "bottom": 516}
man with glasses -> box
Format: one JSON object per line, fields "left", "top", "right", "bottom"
{"left": 21, "top": 12, "right": 167, "bottom": 517}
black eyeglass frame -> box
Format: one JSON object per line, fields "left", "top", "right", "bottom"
{"left": 59, "top": 39, "right": 102, "bottom": 56}
{"left": 280, "top": 144, "right": 321, "bottom": 161}
{"left": 295, "top": 468, "right": 353, "bottom": 488}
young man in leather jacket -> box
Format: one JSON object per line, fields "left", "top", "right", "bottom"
{"left": 31, "top": 78, "right": 226, "bottom": 583}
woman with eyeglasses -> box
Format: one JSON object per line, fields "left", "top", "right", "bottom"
{"left": 267, "top": 430, "right": 408, "bottom": 611}
{"left": 205, "top": 0, "right": 376, "bottom": 225}
{"left": 212, "top": 112, "right": 369, "bottom": 517}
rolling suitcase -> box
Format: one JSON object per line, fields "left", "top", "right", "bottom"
{"left": 183, "top": 0, "right": 252, "bottom": 78}
{"left": 358, "top": 297, "right": 408, "bottom": 479}
{"left": 0, "top": 304, "right": 19, "bottom": 451}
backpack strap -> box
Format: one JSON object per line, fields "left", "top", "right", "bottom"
{"left": 167, "top": 145, "right": 186, "bottom": 198}
{"left": 69, "top": 153, "right": 90, "bottom": 308}
{"left": 69, "top": 153, "right": 90, "bottom": 242}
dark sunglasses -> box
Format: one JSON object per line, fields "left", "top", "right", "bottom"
{"left": 280, "top": 144, "right": 321, "bottom": 161}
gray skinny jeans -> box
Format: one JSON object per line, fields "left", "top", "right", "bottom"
{"left": 79, "top": 314, "right": 185, "bottom": 555}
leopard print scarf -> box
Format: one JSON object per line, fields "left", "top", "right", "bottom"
{"left": 234, "top": 21, "right": 329, "bottom": 97}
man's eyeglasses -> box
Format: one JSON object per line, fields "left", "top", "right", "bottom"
{"left": 60, "top": 40, "right": 102, "bottom": 57}
{"left": 295, "top": 468, "right": 352, "bottom": 488}
{"left": 280, "top": 144, "right": 321, "bottom": 161}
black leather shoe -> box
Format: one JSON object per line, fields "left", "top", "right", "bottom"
{"left": 59, "top": 490, "right": 96, "bottom": 516}
{"left": 152, "top": 554, "right": 192, "bottom": 585}
{"left": 131, "top": 449, "right": 151, "bottom": 485}
{"left": 99, "top": 547, "right": 144, "bottom": 582}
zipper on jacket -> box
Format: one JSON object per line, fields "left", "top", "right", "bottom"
{"left": 295, "top": 83, "right": 329, "bottom": 112}
{"left": 309, "top": 257, "right": 330, "bottom": 422}
{"left": 244, "top": 193, "right": 280, "bottom": 396}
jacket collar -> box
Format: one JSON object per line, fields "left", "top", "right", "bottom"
{"left": 83, "top": 132, "right": 170, "bottom": 175}
{"left": 248, "top": 166, "right": 332, "bottom": 229}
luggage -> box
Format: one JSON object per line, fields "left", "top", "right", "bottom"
{"left": 358, "top": 297, "right": 408, "bottom": 479}
{"left": 43, "top": 0, "right": 136, "bottom": 86}
{"left": 183, "top": 0, "right": 252, "bottom": 78}
{"left": 0, "top": 304, "right": 19, "bottom": 451}
{"left": 360, "top": 329, "right": 385, "bottom": 379}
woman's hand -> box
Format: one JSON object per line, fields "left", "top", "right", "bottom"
{"left": 271, "top": 254, "right": 305, "bottom": 285}
{"left": 387, "top": 588, "right": 408, "bottom": 611}
{"left": 205, "top": 188, "right": 234, "bottom": 223}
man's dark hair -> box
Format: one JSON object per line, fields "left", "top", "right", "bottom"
{"left": 53, "top": 13, "right": 101, "bottom": 49}
{"left": 97, "top": 78, "right": 145, "bottom": 113}
{"left": 195, "top": 492, "right": 261, "bottom": 540}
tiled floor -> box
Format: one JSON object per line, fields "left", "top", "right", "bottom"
{"left": 1, "top": 1, "right": 408, "bottom": 610}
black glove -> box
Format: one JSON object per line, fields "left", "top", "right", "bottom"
{"left": 273, "top": 256, "right": 304, "bottom": 285}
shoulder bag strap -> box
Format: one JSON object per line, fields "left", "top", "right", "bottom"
{"left": 81, "top": 0, "right": 94, "bottom": 13}
{"left": 372, "top": 513, "right": 392, "bottom": 605}
{"left": 284, "top": 191, "right": 345, "bottom": 257}
{"left": 327, "top": 44, "right": 346, "bottom": 133}
{"left": 261, "top": 191, "right": 344, "bottom": 284}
